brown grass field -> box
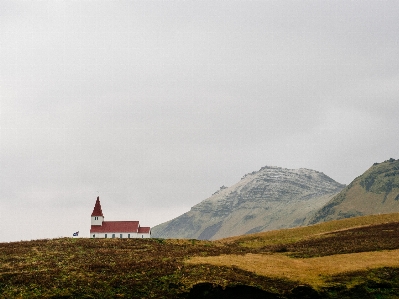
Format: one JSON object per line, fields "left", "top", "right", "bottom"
{"left": 187, "top": 250, "right": 399, "bottom": 288}
{"left": 1, "top": 213, "right": 399, "bottom": 298}
{"left": 219, "top": 212, "right": 399, "bottom": 248}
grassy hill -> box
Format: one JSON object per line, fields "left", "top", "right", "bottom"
{"left": 2, "top": 213, "right": 399, "bottom": 298}
{"left": 308, "top": 158, "right": 399, "bottom": 224}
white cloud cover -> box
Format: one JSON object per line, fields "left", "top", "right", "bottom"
{"left": 1, "top": 0, "right": 398, "bottom": 242}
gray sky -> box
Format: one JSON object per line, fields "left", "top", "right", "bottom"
{"left": 1, "top": 0, "right": 398, "bottom": 242}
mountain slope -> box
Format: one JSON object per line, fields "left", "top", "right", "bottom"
{"left": 152, "top": 166, "right": 345, "bottom": 240}
{"left": 308, "top": 158, "right": 399, "bottom": 224}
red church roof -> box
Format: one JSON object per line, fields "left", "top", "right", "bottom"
{"left": 138, "top": 227, "right": 151, "bottom": 234}
{"left": 91, "top": 196, "right": 104, "bottom": 217}
{"left": 90, "top": 221, "right": 140, "bottom": 233}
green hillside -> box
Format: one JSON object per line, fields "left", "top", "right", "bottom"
{"left": 2, "top": 213, "right": 399, "bottom": 298}
{"left": 309, "top": 158, "right": 399, "bottom": 224}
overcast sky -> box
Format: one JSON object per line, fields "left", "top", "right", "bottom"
{"left": 1, "top": 0, "right": 398, "bottom": 242}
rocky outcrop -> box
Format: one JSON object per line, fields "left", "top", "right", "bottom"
{"left": 152, "top": 166, "right": 345, "bottom": 240}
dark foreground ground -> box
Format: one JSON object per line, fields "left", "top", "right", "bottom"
{"left": 1, "top": 221, "right": 399, "bottom": 298}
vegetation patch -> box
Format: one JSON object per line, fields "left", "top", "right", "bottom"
{"left": 359, "top": 159, "right": 399, "bottom": 194}
{"left": 186, "top": 250, "right": 399, "bottom": 288}
{"left": 273, "top": 221, "right": 399, "bottom": 258}
{"left": 220, "top": 213, "right": 399, "bottom": 249}
{"left": 2, "top": 213, "right": 399, "bottom": 298}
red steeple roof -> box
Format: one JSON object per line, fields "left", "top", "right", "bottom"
{"left": 91, "top": 196, "right": 104, "bottom": 217}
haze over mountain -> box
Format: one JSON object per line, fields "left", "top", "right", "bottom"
{"left": 309, "top": 158, "right": 399, "bottom": 224}
{"left": 152, "top": 166, "right": 345, "bottom": 240}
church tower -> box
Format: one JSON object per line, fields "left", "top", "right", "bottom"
{"left": 91, "top": 196, "right": 104, "bottom": 226}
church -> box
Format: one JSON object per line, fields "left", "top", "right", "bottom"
{"left": 90, "top": 196, "right": 151, "bottom": 239}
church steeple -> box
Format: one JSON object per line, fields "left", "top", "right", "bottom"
{"left": 91, "top": 196, "right": 104, "bottom": 216}
{"left": 91, "top": 196, "right": 104, "bottom": 226}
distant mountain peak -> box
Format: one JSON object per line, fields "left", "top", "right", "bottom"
{"left": 152, "top": 165, "right": 345, "bottom": 240}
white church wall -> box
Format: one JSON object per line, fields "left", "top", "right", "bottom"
{"left": 91, "top": 216, "right": 104, "bottom": 226}
{"left": 90, "top": 232, "right": 141, "bottom": 239}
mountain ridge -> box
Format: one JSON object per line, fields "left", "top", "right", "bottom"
{"left": 152, "top": 165, "right": 345, "bottom": 239}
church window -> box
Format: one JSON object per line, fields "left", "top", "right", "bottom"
{"left": 105, "top": 234, "right": 107, "bottom": 238}
{"left": 120, "top": 234, "right": 123, "bottom": 238}
{"left": 128, "top": 234, "right": 130, "bottom": 238}
{"left": 93, "top": 234, "right": 95, "bottom": 238}
{"left": 112, "top": 234, "right": 115, "bottom": 238}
